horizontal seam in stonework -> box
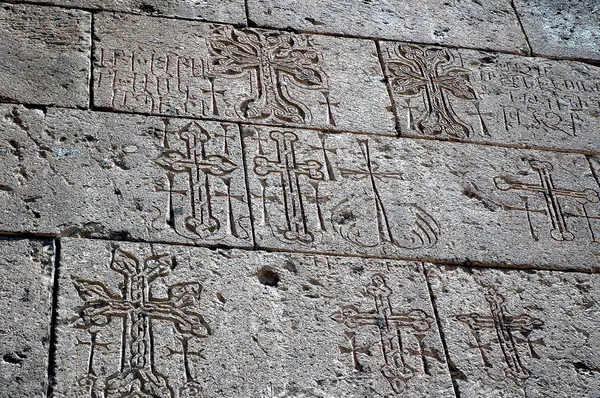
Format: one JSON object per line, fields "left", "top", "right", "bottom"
{"left": 2, "top": 0, "right": 600, "bottom": 68}
{"left": 2, "top": 100, "right": 596, "bottom": 157}
{"left": 0, "top": 232, "right": 591, "bottom": 275}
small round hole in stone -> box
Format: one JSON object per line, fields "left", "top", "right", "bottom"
{"left": 257, "top": 267, "right": 280, "bottom": 287}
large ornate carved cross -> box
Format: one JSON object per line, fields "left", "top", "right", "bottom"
{"left": 208, "top": 25, "right": 329, "bottom": 124}
{"left": 385, "top": 44, "right": 477, "bottom": 138}
{"left": 73, "top": 248, "right": 210, "bottom": 398}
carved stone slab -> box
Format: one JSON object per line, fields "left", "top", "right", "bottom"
{"left": 0, "top": 238, "right": 54, "bottom": 398}
{"left": 0, "top": 104, "right": 251, "bottom": 248}
{"left": 247, "top": 0, "right": 528, "bottom": 54}
{"left": 0, "top": 4, "right": 90, "bottom": 108}
{"left": 53, "top": 238, "right": 454, "bottom": 397}
{"left": 26, "top": 0, "right": 245, "bottom": 24}
{"left": 243, "top": 125, "right": 600, "bottom": 270}
{"left": 514, "top": 0, "right": 600, "bottom": 62}
{"left": 427, "top": 264, "right": 600, "bottom": 397}
{"left": 380, "top": 42, "right": 600, "bottom": 153}
{"left": 93, "top": 13, "right": 395, "bottom": 135}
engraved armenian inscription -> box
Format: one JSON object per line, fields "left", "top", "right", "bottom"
{"left": 71, "top": 247, "right": 210, "bottom": 397}
{"left": 380, "top": 42, "right": 600, "bottom": 151}
{"left": 331, "top": 274, "right": 443, "bottom": 395}
{"left": 244, "top": 126, "right": 440, "bottom": 256}
{"left": 94, "top": 14, "right": 395, "bottom": 134}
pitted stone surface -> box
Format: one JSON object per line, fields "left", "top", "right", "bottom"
{"left": 93, "top": 13, "right": 395, "bottom": 135}
{"left": 54, "top": 238, "right": 454, "bottom": 397}
{"left": 0, "top": 238, "right": 54, "bottom": 398}
{"left": 243, "top": 125, "right": 600, "bottom": 270}
{"left": 514, "top": 0, "right": 600, "bottom": 62}
{"left": 0, "top": 3, "right": 90, "bottom": 108}
{"left": 380, "top": 42, "right": 600, "bottom": 153}
{"left": 0, "top": 104, "right": 252, "bottom": 248}
{"left": 26, "top": 0, "right": 246, "bottom": 24}
{"left": 247, "top": 0, "right": 528, "bottom": 54}
{"left": 427, "top": 264, "right": 600, "bottom": 397}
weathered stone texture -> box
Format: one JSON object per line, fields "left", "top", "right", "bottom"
{"left": 0, "top": 3, "right": 90, "bottom": 107}
{"left": 243, "top": 126, "right": 600, "bottom": 270}
{"left": 93, "top": 13, "right": 395, "bottom": 135}
{"left": 24, "top": 0, "right": 246, "bottom": 24}
{"left": 427, "top": 264, "right": 600, "bottom": 397}
{"left": 54, "top": 238, "right": 454, "bottom": 397}
{"left": 247, "top": 0, "right": 528, "bottom": 54}
{"left": 514, "top": 0, "right": 600, "bottom": 62}
{"left": 0, "top": 104, "right": 252, "bottom": 248}
{"left": 380, "top": 42, "right": 600, "bottom": 153}
{"left": 0, "top": 238, "right": 54, "bottom": 398}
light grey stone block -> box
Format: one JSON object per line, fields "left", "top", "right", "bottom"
{"left": 53, "top": 238, "right": 454, "bottom": 397}
{"left": 247, "top": 0, "right": 528, "bottom": 54}
{"left": 243, "top": 125, "right": 600, "bottom": 270}
{"left": 93, "top": 13, "right": 395, "bottom": 135}
{"left": 0, "top": 238, "right": 54, "bottom": 398}
{"left": 0, "top": 3, "right": 90, "bottom": 108}
{"left": 427, "top": 264, "right": 600, "bottom": 397}
{"left": 379, "top": 42, "right": 600, "bottom": 153}
{"left": 0, "top": 104, "right": 252, "bottom": 248}
{"left": 21, "top": 0, "right": 246, "bottom": 24}
{"left": 514, "top": 0, "right": 600, "bottom": 62}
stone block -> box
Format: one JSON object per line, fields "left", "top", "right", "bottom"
{"left": 379, "top": 42, "right": 600, "bottom": 153}
{"left": 53, "top": 238, "right": 454, "bottom": 397}
{"left": 247, "top": 0, "right": 528, "bottom": 54}
{"left": 0, "top": 105, "right": 252, "bottom": 248}
{"left": 243, "top": 125, "right": 600, "bottom": 270}
{"left": 427, "top": 264, "right": 600, "bottom": 397}
{"left": 514, "top": 0, "right": 600, "bottom": 62}
{"left": 93, "top": 13, "right": 395, "bottom": 135}
{"left": 24, "top": 0, "right": 246, "bottom": 24}
{"left": 0, "top": 238, "right": 54, "bottom": 398}
{"left": 0, "top": 3, "right": 90, "bottom": 108}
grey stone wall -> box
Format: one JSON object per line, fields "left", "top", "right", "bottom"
{"left": 0, "top": 1, "right": 599, "bottom": 397}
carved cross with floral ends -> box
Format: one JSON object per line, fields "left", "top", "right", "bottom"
{"left": 72, "top": 248, "right": 210, "bottom": 398}
{"left": 208, "top": 25, "right": 329, "bottom": 124}
{"left": 385, "top": 44, "right": 477, "bottom": 138}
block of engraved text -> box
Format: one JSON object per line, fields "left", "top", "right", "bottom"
{"left": 0, "top": 104, "right": 252, "bottom": 248}
{"left": 93, "top": 13, "right": 395, "bottom": 135}
{"left": 243, "top": 125, "right": 600, "bottom": 270}
{"left": 427, "top": 265, "right": 600, "bottom": 397}
{"left": 247, "top": 0, "right": 528, "bottom": 54}
{"left": 0, "top": 4, "right": 90, "bottom": 108}
{"left": 380, "top": 42, "right": 600, "bottom": 153}
{"left": 514, "top": 0, "right": 600, "bottom": 62}
{"left": 53, "top": 238, "right": 454, "bottom": 397}
{"left": 27, "top": 0, "right": 245, "bottom": 24}
{"left": 0, "top": 238, "right": 54, "bottom": 398}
